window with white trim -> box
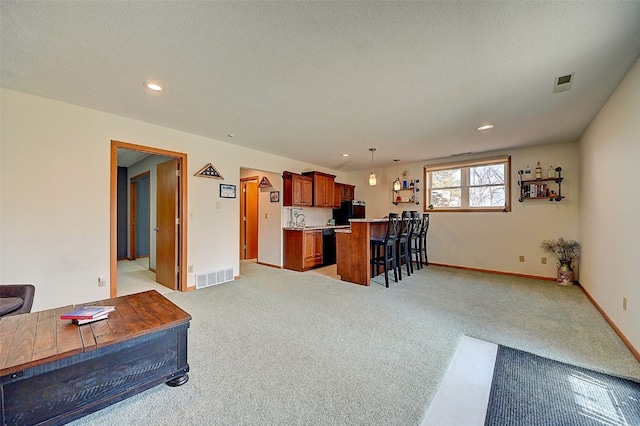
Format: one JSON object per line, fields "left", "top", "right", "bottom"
{"left": 424, "top": 156, "right": 511, "bottom": 212}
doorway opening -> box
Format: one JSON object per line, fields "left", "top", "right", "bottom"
{"left": 240, "top": 176, "right": 259, "bottom": 261}
{"left": 239, "top": 168, "right": 284, "bottom": 271}
{"left": 110, "top": 140, "right": 188, "bottom": 298}
{"left": 130, "top": 171, "right": 151, "bottom": 263}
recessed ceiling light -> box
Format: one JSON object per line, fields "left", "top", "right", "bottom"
{"left": 477, "top": 124, "right": 494, "bottom": 131}
{"left": 144, "top": 82, "right": 163, "bottom": 91}
{"left": 341, "top": 153, "right": 349, "bottom": 157}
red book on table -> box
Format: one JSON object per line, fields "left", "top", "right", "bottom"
{"left": 60, "top": 305, "right": 116, "bottom": 320}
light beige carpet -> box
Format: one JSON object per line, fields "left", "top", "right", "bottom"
{"left": 69, "top": 262, "right": 640, "bottom": 425}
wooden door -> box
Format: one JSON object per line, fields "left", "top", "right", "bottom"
{"left": 292, "top": 175, "right": 303, "bottom": 206}
{"left": 313, "top": 231, "right": 322, "bottom": 259}
{"left": 304, "top": 231, "right": 316, "bottom": 267}
{"left": 303, "top": 230, "right": 323, "bottom": 269}
{"left": 334, "top": 183, "right": 342, "bottom": 207}
{"left": 241, "top": 179, "right": 259, "bottom": 259}
{"left": 156, "top": 159, "right": 178, "bottom": 290}
{"left": 322, "top": 175, "right": 334, "bottom": 207}
{"left": 345, "top": 185, "right": 355, "bottom": 201}
{"left": 302, "top": 177, "right": 313, "bottom": 206}
{"left": 314, "top": 175, "right": 327, "bottom": 206}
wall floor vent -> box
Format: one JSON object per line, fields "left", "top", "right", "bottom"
{"left": 195, "top": 267, "right": 234, "bottom": 289}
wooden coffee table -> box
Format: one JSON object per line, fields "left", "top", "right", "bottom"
{"left": 0, "top": 290, "right": 191, "bottom": 426}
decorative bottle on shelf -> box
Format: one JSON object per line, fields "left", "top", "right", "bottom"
{"left": 547, "top": 166, "right": 555, "bottom": 178}
{"left": 535, "top": 162, "right": 542, "bottom": 179}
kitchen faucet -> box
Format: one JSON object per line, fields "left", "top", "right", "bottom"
{"left": 288, "top": 208, "right": 306, "bottom": 228}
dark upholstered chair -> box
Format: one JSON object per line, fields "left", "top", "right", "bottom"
{"left": 0, "top": 284, "right": 35, "bottom": 317}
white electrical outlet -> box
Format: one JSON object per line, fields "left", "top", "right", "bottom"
{"left": 98, "top": 277, "right": 107, "bottom": 287}
{"left": 519, "top": 255, "right": 525, "bottom": 262}
{"left": 541, "top": 257, "right": 547, "bottom": 264}
{"left": 623, "top": 297, "right": 627, "bottom": 311}
{"left": 188, "top": 265, "right": 194, "bottom": 273}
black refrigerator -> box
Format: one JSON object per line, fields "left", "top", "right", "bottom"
{"left": 333, "top": 200, "right": 366, "bottom": 225}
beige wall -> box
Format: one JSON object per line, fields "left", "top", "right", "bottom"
{"left": 348, "top": 141, "right": 580, "bottom": 279}
{"left": 240, "top": 168, "right": 285, "bottom": 268}
{"left": 579, "top": 57, "right": 640, "bottom": 352}
{"left": 0, "top": 89, "right": 343, "bottom": 311}
{"left": 3, "top": 59, "right": 639, "bottom": 356}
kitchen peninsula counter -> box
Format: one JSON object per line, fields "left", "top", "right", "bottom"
{"left": 282, "top": 225, "right": 349, "bottom": 231}
{"left": 336, "top": 218, "right": 388, "bottom": 286}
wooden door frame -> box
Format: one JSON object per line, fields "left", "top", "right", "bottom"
{"left": 130, "top": 180, "right": 137, "bottom": 260}
{"left": 239, "top": 176, "right": 259, "bottom": 259}
{"left": 110, "top": 140, "right": 188, "bottom": 298}
{"left": 129, "top": 171, "right": 150, "bottom": 261}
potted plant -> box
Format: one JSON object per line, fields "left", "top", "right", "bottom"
{"left": 540, "top": 237, "right": 580, "bottom": 285}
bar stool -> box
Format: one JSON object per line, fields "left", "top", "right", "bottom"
{"left": 370, "top": 215, "right": 399, "bottom": 287}
{"left": 397, "top": 212, "right": 412, "bottom": 277}
{"left": 408, "top": 211, "right": 422, "bottom": 271}
{"left": 418, "top": 214, "right": 430, "bottom": 266}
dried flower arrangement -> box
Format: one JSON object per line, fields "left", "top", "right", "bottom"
{"left": 540, "top": 237, "right": 580, "bottom": 266}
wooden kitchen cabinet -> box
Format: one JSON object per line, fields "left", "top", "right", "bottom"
{"left": 304, "top": 230, "right": 323, "bottom": 269}
{"left": 283, "top": 171, "right": 313, "bottom": 207}
{"left": 334, "top": 183, "right": 355, "bottom": 206}
{"left": 283, "top": 229, "right": 323, "bottom": 271}
{"left": 302, "top": 171, "right": 336, "bottom": 207}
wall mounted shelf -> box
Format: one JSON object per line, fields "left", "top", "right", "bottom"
{"left": 518, "top": 167, "right": 564, "bottom": 202}
{"left": 392, "top": 186, "right": 419, "bottom": 205}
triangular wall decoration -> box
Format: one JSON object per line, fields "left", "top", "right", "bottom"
{"left": 259, "top": 176, "right": 273, "bottom": 188}
{"left": 195, "top": 163, "right": 224, "bottom": 180}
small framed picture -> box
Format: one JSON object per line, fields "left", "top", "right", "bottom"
{"left": 220, "top": 184, "right": 236, "bottom": 199}
{"left": 270, "top": 191, "right": 280, "bottom": 203}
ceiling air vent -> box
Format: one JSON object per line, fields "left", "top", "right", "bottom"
{"left": 553, "top": 73, "right": 574, "bottom": 93}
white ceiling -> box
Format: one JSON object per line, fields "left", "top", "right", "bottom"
{"left": 116, "top": 149, "right": 152, "bottom": 168}
{"left": 2, "top": 2, "right": 639, "bottom": 172}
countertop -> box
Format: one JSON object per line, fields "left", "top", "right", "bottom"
{"left": 335, "top": 218, "right": 389, "bottom": 233}
{"left": 282, "top": 225, "right": 350, "bottom": 231}
{"left": 283, "top": 218, "right": 387, "bottom": 231}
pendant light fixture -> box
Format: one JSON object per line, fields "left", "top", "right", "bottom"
{"left": 368, "top": 148, "right": 377, "bottom": 186}
{"left": 393, "top": 159, "right": 401, "bottom": 191}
